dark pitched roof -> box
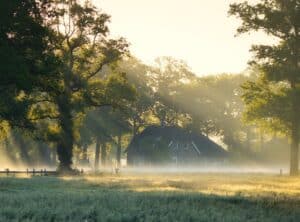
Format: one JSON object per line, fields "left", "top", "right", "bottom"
{"left": 127, "top": 125, "right": 228, "bottom": 164}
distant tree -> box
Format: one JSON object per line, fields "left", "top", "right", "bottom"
{"left": 205, "top": 75, "right": 248, "bottom": 151}
{"left": 171, "top": 73, "right": 249, "bottom": 152}
{"left": 77, "top": 108, "right": 112, "bottom": 170}
{"left": 229, "top": 0, "right": 300, "bottom": 175}
{"left": 150, "top": 57, "right": 196, "bottom": 127}
{"left": 118, "top": 57, "right": 154, "bottom": 136}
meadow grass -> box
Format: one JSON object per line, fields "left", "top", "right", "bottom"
{"left": 0, "top": 172, "right": 299, "bottom": 221}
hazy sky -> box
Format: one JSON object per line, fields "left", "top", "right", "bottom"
{"left": 94, "top": 0, "right": 271, "bottom": 76}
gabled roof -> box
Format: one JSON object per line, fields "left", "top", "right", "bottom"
{"left": 127, "top": 125, "right": 228, "bottom": 159}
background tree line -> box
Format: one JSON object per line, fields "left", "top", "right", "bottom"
{"left": 0, "top": 0, "right": 298, "bottom": 175}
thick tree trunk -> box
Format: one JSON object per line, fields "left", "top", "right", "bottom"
{"left": 57, "top": 140, "right": 73, "bottom": 171}
{"left": 116, "top": 134, "right": 122, "bottom": 167}
{"left": 56, "top": 94, "right": 74, "bottom": 172}
{"left": 94, "top": 138, "right": 100, "bottom": 170}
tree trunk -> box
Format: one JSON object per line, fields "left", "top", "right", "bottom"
{"left": 56, "top": 93, "right": 74, "bottom": 172}
{"left": 259, "top": 129, "right": 264, "bottom": 152}
{"left": 245, "top": 127, "right": 251, "bottom": 151}
{"left": 51, "top": 147, "right": 57, "bottom": 165}
{"left": 133, "top": 118, "right": 139, "bottom": 137}
{"left": 116, "top": 134, "right": 122, "bottom": 167}
{"left": 38, "top": 143, "right": 52, "bottom": 166}
{"left": 289, "top": 81, "right": 299, "bottom": 176}
{"left": 82, "top": 144, "right": 88, "bottom": 161}
{"left": 4, "top": 138, "right": 16, "bottom": 162}
{"left": 13, "top": 132, "right": 30, "bottom": 165}
{"left": 101, "top": 142, "right": 106, "bottom": 167}
{"left": 94, "top": 138, "right": 100, "bottom": 170}
{"left": 290, "top": 127, "right": 299, "bottom": 176}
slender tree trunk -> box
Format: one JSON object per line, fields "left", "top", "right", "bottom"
{"left": 82, "top": 144, "right": 88, "bottom": 161}
{"left": 290, "top": 133, "right": 299, "bottom": 176}
{"left": 133, "top": 118, "right": 139, "bottom": 137}
{"left": 4, "top": 138, "right": 16, "bottom": 162}
{"left": 101, "top": 142, "right": 106, "bottom": 167}
{"left": 94, "top": 138, "right": 100, "bottom": 170}
{"left": 289, "top": 33, "right": 300, "bottom": 175}
{"left": 290, "top": 112, "right": 299, "bottom": 175}
{"left": 245, "top": 127, "right": 251, "bottom": 151}
{"left": 116, "top": 134, "right": 122, "bottom": 167}
{"left": 290, "top": 81, "right": 299, "bottom": 176}
{"left": 38, "top": 143, "right": 52, "bottom": 166}
{"left": 51, "top": 147, "right": 57, "bottom": 165}
{"left": 13, "top": 132, "right": 30, "bottom": 165}
{"left": 259, "top": 129, "right": 264, "bottom": 152}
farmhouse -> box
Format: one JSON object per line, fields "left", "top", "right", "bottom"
{"left": 127, "top": 125, "right": 228, "bottom": 166}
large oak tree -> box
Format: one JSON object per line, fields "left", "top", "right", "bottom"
{"left": 33, "top": 0, "right": 136, "bottom": 172}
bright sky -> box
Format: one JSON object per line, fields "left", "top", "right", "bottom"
{"left": 94, "top": 0, "right": 271, "bottom": 76}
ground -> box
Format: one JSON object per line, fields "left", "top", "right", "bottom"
{"left": 0, "top": 172, "right": 299, "bottom": 221}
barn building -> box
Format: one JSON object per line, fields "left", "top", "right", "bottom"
{"left": 127, "top": 125, "right": 228, "bottom": 166}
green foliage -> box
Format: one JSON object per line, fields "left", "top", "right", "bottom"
{"left": 118, "top": 57, "right": 156, "bottom": 135}
{"left": 26, "top": 0, "right": 137, "bottom": 170}
{"left": 230, "top": 0, "right": 300, "bottom": 174}
{"left": 241, "top": 77, "right": 291, "bottom": 134}
{"left": 0, "top": 0, "right": 58, "bottom": 131}
{"left": 2, "top": 0, "right": 296, "bottom": 169}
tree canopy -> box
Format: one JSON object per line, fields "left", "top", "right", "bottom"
{"left": 229, "top": 0, "right": 300, "bottom": 175}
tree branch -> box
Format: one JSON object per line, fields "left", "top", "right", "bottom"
{"left": 28, "top": 114, "right": 59, "bottom": 121}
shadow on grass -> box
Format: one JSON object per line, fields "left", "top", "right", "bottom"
{"left": 0, "top": 176, "right": 299, "bottom": 222}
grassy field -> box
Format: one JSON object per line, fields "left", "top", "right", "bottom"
{"left": 0, "top": 173, "right": 300, "bottom": 222}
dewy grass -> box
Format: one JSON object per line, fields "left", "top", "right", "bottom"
{"left": 0, "top": 173, "right": 299, "bottom": 222}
